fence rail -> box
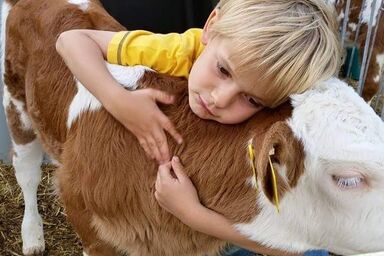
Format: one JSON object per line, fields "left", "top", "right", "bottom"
{"left": 0, "top": 0, "right": 11, "bottom": 162}
{"left": 338, "top": 0, "right": 384, "bottom": 119}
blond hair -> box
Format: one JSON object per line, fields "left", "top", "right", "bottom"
{"left": 211, "top": 0, "right": 341, "bottom": 107}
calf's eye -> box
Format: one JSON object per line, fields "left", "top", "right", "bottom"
{"left": 332, "top": 175, "right": 365, "bottom": 189}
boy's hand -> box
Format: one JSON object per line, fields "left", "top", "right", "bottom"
{"left": 155, "top": 156, "right": 201, "bottom": 220}
{"left": 107, "top": 88, "right": 183, "bottom": 163}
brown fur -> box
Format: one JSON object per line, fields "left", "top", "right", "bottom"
{"left": 253, "top": 121, "right": 305, "bottom": 203}
{"left": 5, "top": 102, "right": 36, "bottom": 145}
{"left": 335, "top": 0, "right": 384, "bottom": 101}
{"left": 56, "top": 72, "right": 303, "bottom": 255}
{"left": 4, "top": 0, "right": 19, "bottom": 7}
{"left": 4, "top": 0, "right": 305, "bottom": 255}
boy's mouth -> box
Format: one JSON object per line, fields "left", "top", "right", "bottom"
{"left": 198, "top": 94, "right": 215, "bottom": 116}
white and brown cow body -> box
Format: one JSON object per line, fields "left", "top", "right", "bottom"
{"left": 2, "top": 0, "right": 384, "bottom": 255}
{"left": 332, "top": 0, "right": 384, "bottom": 101}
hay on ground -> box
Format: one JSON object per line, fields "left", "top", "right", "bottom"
{"left": 0, "top": 162, "right": 82, "bottom": 256}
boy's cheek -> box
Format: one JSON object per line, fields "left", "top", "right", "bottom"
{"left": 216, "top": 109, "right": 257, "bottom": 124}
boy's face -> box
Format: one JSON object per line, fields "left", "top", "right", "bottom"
{"left": 188, "top": 36, "right": 276, "bottom": 124}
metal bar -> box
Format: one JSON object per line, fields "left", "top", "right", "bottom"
{"left": 357, "top": 0, "right": 378, "bottom": 95}
{"left": 381, "top": 106, "right": 384, "bottom": 121}
{"left": 363, "top": 0, "right": 383, "bottom": 84}
{"left": 381, "top": 99, "right": 384, "bottom": 120}
{"left": 346, "top": 0, "right": 366, "bottom": 78}
{"left": 374, "top": 77, "right": 383, "bottom": 109}
{"left": 341, "top": 0, "right": 352, "bottom": 50}
{"left": 380, "top": 70, "right": 384, "bottom": 120}
{"left": 0, "top": 0, "right": 11, "bottom": 162}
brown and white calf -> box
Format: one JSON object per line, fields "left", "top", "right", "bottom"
{"left": 2, "top": 0, "right": 384, "bottom": 255}
{"left": 331, "top": 0, "right": 384, "bottom": 101}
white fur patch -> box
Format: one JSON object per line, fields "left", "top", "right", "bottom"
{"left": 348, "top": 22, "right": 357, "bottom": 32}
{"left": 2, "top": 84, "right": 33, "bottom": 130}
{"left": 13, "top": 96, "right": 32, "bottom": 129}
{"left": 106, "top": 63, "right": 152, "bottom": 89}
{"left": 2, "top": 82, "right": 33, "bottom": 131}
{"left": 289, "top": 78, "right": 384, "bottom": 161}
{"left": 2, "top": 82, "right": 10, "bottom": 110}
{"left": 236, "top": 78, "right": 384, "bottom": 255}
{"left": 373, "top": 53, "right": 384, "bottom": 83}
{"left": 246, "top": 176, "right": 257, "bottom": 189}
{"left": 13, "top": 140, "right": 45, "bottom": 254}
{"left": 68, "top": 0, "right": 89, "bottom": 11}
{"left": 355, "top": 253, "right": 384, "bottom": 256}
{"left": 66, "top": 79, "right": 102, "bottom": 128}
{"left": 337, "top": 10, "right": 344, "bottom": 22}
{"left": 67, "top": 64, "right": 151, "bottom": 128}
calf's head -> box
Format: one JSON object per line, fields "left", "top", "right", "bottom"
{"left": 238, "top": 78, "right": 384, "bottom": 255}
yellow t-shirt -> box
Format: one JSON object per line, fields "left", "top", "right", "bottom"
{"left": 107, "top": 28, "right": 205, "bottom": 79}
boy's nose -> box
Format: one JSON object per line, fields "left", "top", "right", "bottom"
{"left": 211, "top": 85, "right": 238, "bottom": 108}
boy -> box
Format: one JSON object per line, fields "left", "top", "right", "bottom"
{"left": 56, "top": 0, "right": 340, "bottom": 164}
{"left": 56, "top": 0, "right": 340, "bottom": 254}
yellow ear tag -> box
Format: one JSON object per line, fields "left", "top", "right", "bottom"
{"left": 268, "top": 155, "right": 280, "bottom": 213}
{"left": 247, "top": 144, "right": 258, "bottom": 190}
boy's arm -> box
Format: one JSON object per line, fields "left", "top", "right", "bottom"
{"left": 155, "top": 157, "right": 312, "bottom": 256}
{"left": 56, "top": 30, "right": 121, "bottom": 107}
{"left": 183, "top": 204, "right": 300, "bottom": 256}
{"left": 56, "top": 30, "right": 182, "bottom": 163}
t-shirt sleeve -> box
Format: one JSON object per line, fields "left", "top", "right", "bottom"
{"left": 106, "top": 29, "right": 202, "bottom": 78}
{"left": 107, "top": 31, "right": 131, "bottom": 65}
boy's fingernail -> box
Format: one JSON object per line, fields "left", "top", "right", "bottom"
{"left": 172, "top": 156, "right": 179, "bottom": 162}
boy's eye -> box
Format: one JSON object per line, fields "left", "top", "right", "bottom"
{"left": 216, "top": 62, "right": 230, "bottom": 77}
{"left": 246, "top": 96, "right": 262, "bottom": 108}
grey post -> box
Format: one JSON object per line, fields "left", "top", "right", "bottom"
{"left": 0, "top": 0, "right": 11, "bottom": 162}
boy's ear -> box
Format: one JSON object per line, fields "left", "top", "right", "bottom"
{"left": 201, "top": 8, "right": 219, "bottom": 45}
{"left": 250, "top": 121, "right": 304, "bottom": 206}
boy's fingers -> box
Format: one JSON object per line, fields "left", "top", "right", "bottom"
{"left": 171, "top": 156, "right": 187, "bottom": 179}
{"left": 158, "top": 162, "right": 173, "bottom": 180}
{"left": 151, "top": 89, "right": 174, "bottom": 104}
{"left": 139, "top": 139, "right": 154, "bottom": 160}
{"left": 152, "top": 131, "right": 170, "bottom": 163}
{"left": 147, "top": 137, "right": 162, "bottom": 163}
{"left": 158, "top": 162, "right": 172, "bottom": 172}
{"left": 160, "top": 115, "right": 183, "bottom": 144}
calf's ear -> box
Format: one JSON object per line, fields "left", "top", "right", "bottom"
{"left": 251, "top": 121, "right": 304, "bottom": 207}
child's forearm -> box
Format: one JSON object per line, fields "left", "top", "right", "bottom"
{"left": 55, "top": 30, "right": 127, "bottom": 110}
{"left": 182, "top": 205, "right": 300, "bottom": 256}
